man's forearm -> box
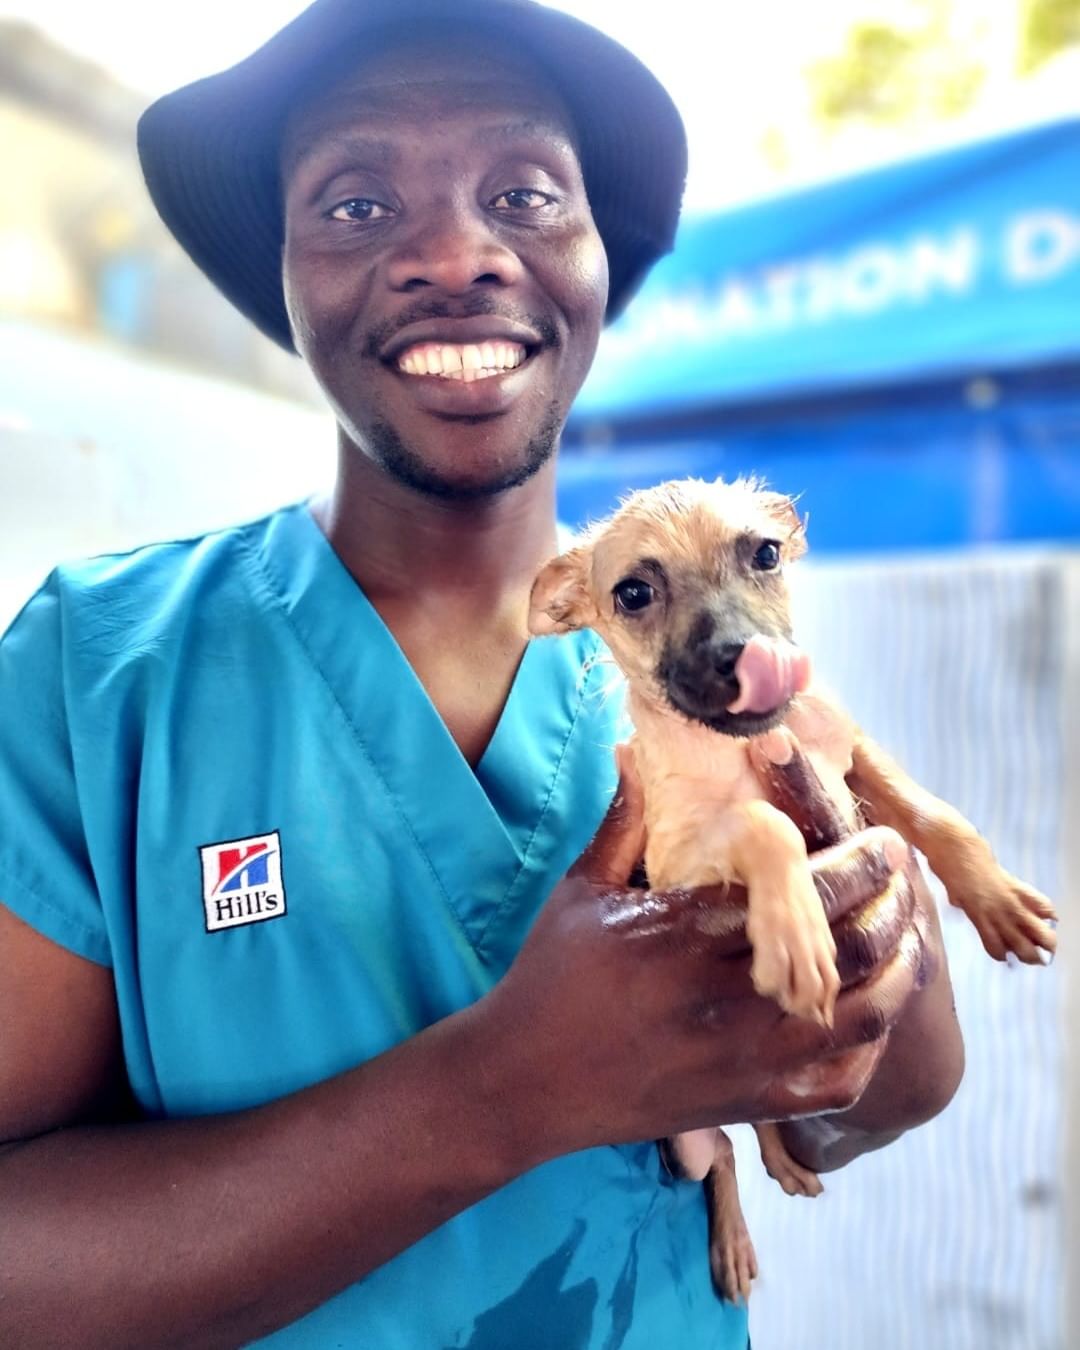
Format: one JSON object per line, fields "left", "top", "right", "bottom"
{"left": 780, "top": 883, "right": 964, "bottom": 1173}
{"left": 0, "top": 998, "right": 544, "bottom": 1350}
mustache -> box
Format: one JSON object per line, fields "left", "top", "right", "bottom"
{"left": 363, "top": 295, "right": 559, "bottom": 359}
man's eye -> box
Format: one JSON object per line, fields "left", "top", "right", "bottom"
{"left": 613, "top": 579, "right": 655, "bottom": 614}
{"left": 491, "top": 188, "right": 553, "bottom": 211}
{"left": 328, "top": 198, "right": 393, "bottom": 223}
{"left": 752, "top": 541, "right": 782, "bottom": 571}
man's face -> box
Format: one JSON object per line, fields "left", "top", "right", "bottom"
{"left": 281, "top": 33, "right": 609, "bottom": 501}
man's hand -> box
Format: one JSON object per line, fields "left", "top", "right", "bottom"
{"left": 750, "top": 729, "right": 963, "bottom": 1171}
{"left": 478, "top": 746, "right": 925, "bottom": 1164}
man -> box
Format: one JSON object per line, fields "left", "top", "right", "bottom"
{"left": 0, "top": 2, "right": 963, "bottom": 1346}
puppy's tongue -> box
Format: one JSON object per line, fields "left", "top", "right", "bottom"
{"left": 727, "top": 635, "right": 811, "bottom": 715}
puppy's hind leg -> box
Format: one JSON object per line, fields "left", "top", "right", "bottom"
{"left": 705, "top": 1129, "right": 758, "bottom": 1305}
{"left": 658, "top": 1127, "right": 718, "bottom": 1182}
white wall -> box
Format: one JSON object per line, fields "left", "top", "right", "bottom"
{"left": 0, "top": 320, "right": 336, "bottom": 627}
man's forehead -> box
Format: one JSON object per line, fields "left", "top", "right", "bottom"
{"left": 281, "top": 34, "right": 578, "bottom": 173}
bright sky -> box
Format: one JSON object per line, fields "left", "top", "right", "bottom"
{"left": 0, "top": 0, "right": 1045, "bottom": 209}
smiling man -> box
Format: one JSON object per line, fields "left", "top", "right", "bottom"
{"left": 280, "top": 35, "right": 606, "bottom": 504}
{"left": 0, "top": 2, "right": 962, "bottom": 1347}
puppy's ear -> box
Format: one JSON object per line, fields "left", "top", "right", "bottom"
{"left": 761, "top": 492, "right": 808, "bottom": 561}
{"left": 528, "top": 548, "right": 598, "bottom": 635}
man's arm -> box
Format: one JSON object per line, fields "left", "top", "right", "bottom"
{"left": 0, "top": 774, "right": 921, "bottom": 1350}
{"left": 0, "top": 905, "right": 542, "bottom": 1350}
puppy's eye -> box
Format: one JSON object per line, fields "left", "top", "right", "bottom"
{"left": 752, "top": 541, "right": 782, "bottom": 571}
{"left": 613, "top": 578, "right": 655, "bottom": 614}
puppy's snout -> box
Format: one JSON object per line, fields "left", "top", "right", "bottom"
{"left": 665, "top": 618, "right": 747, "bottom": 708}
{"left": 710, "top": 641, "right": 744, "bottom": 680}
{"left": 687, "top": 613, "right": 744, "bottom": 680}
{"left": 663, "top": 616, "right": 783, "bottom": 734}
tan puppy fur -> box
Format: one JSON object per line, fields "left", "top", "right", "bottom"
{"left": 532, "top": 478, "right": 846, "bottom": 1024}
{"left": 529, "top": 475, "right": 1058, "bottom": 1303}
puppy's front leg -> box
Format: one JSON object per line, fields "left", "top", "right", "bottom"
{"left": 847, "top": 735, "right": 1057, "bottom": 963}
{"left": 754, "top": 1120, "right": 823, "bottom": 1198}
{"left": 722, "top": 800, "right": 840, "bottom": 1026}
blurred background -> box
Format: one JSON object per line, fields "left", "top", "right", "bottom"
{"left": 1, "top": 1, "right": 1077, "bottom": 1346}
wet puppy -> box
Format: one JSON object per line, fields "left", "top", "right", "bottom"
{"left": 528, "top": 476, "right": 1058, "bottom": 1302}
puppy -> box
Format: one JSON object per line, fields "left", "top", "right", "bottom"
{"left": 528, "top": 476, "right": 1058, "bottom": 1303}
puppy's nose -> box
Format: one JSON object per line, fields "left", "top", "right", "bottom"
{"left": 711, "top": 641, "right": 745, "bottom": 679}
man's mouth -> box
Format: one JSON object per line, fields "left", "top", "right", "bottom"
{"left": 395, "top": 340, "right": 528, "bottom": 383}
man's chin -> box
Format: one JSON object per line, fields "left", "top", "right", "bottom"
{"left": 384, "top": 458, "right": 546, "bottom": 502}
{"left": 362, "top": 411, "right": 561, "bottom": 502}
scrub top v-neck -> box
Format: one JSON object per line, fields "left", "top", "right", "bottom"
{"left": 252, "top": 502, "right": 615, "bottom": 966}
{"left": 0, "top": 501, "right": 750, "bottom": 1350}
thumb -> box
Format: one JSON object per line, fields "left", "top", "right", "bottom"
{"left": 572, "top": 742, "right": 648, "bottom": 887}
{"left": 749, "top": 725, "right": 851, "bottom": 851}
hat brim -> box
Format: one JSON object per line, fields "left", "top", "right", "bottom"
{"left": 136, "top": 0, "right": 686, "bottom": 353}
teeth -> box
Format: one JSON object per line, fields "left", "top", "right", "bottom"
{"left": 396, "top": 340, "right": 527, "bottom": 379}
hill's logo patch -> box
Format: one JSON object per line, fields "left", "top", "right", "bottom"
{"left": 199, "top": 831, "right": 286, "bottom": 932}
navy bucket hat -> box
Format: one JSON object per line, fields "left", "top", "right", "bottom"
{"left": 136, "top": 0, "right": 688, "bottom": 353}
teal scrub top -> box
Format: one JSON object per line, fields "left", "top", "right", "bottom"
{"left": 0, "top": 502, "right": 748, "bottom": 1349}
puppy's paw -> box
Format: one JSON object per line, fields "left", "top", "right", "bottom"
{"left": 765, "top": 1152, "right": 824, "bottom": 1199}
{"left": 747, "top": 874, "right": 840, "bottom": 1026}
{"left": 955, "top": 872, "right": 1058, "bottom": 965}
{"left": 708, "top": 1215, "right": 759, "bottom": 1305}
{"left": 756, "top": 1122, "right": 824, "bottom": 1198}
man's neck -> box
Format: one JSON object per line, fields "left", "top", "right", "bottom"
{"left": 311, "top": 441, "right": 561, "bottom": 628}
{"left": 310, "top": 441, "right": 564, "bottom": 766}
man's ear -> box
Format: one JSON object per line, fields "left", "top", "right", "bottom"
{"left": 761, "top": 492, "right": 808, "bottom": 561}
{"left": 528, "top": 548, "right": 598, "bottom": 635}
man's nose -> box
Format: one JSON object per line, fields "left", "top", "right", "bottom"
{"left": 385, "top": 203, "right": 525, "bottom": 295}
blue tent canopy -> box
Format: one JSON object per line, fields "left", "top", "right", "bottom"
{"left": 574, "top": 117, "right": 1080, "bottom": 419}
{"left": 561, "top": 119, "right": 1080, "bottom": 552}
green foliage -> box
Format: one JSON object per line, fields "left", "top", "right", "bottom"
{"left": 808, "top": 1, "right": 986, "bottom": 126}
{"left": 811, "top": 24, "right": 920, "bottom": 121}
{"left": 1020, "top": 0, "right": 1080, "bottom": 72}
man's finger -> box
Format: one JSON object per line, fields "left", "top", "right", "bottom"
{"left": 831, "top": 868, "right": 916, "bottom": 984}
{"left": 908, "top": 864, "right": 941, "bottom": 989}
{"left": 788, "top": 920, "right": 923, "bottom": 1060}
{"left": 831, "top": 920, "right": 923, "bottom": 1049}
{"left": 750, "top": 728, "right": 851, "bottom": 851}
{"left": 765, "top": 1040, "right": 888, "bottom": 1121}
{"left": 810, "top": 826, "right": 909, "bottom": 925}
{"left": 571, "top": 743, "right": 647, "bottom": 887}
